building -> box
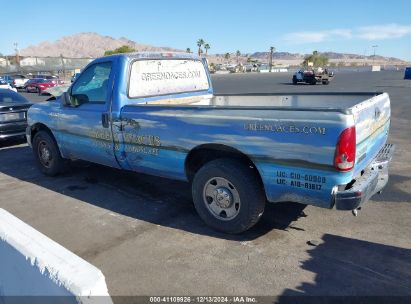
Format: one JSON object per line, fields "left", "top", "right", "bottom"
{"left": 0, "top": 58, "right": 10, "bottom": 67}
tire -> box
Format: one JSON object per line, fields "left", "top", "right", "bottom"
{"left": 310, "top": 78, "right": 317, "bottom": 85}
{"left": 32, "top": 130, "right": 68, "bottom": 176}
{"left": 192, "top": 159, "right": 265, "bottom": 234}
{"left": 322, "top": 80, "right": 329, "bottom": 85}
{"left": 292, "top": 76, "right": 298, "bottom": 85}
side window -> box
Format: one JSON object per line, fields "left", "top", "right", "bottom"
{"left": 71, "top": 62, "right": 112, "bottom": 105}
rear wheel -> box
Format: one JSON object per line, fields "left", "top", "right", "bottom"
{"left": 322, "top": 80, "right": 329, "bottom": 85}
{"left": 292, "top": 76, "right": 298, "bottom": 85}
{"left": 192, "top": 159, "right": 265, "bottom": 234}
{"left": 33, "top": 131, "right": 68, "bottom": 176}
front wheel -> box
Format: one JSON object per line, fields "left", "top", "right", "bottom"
{"left": 192, "top": 159, "right": 266, "bottom": 234}
{"left": 33, "top": 131, "right": 68, "bottom": 176}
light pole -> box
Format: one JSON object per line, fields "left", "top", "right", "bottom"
{"left": 13, "top": 42, "right": 20, "bottom": 72}
{"left": 372, "top": 45, "right": 378, "bottom": 65}
{"left": 269, "top": 46, "right": 275, "bottom": 72}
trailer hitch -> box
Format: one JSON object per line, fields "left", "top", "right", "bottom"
{"left": 352, "top": 207, "right": 362, "bottom": 216}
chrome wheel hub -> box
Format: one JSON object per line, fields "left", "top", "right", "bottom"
{"left": 214, "top": 187, "right": 233, "bottom": 208}
{"left": 38, "top": 141, "right": 52, "bottom": 168}
{"left": 41, "top": 147, "right": 50, "bottom": 161}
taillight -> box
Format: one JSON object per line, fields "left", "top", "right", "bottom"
{"left": 334, "top": 126, "right": 356, "bottom": 171}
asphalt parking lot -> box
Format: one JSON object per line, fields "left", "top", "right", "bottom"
{"left": 1, "top": 71, "right": 411, "bottom": 298}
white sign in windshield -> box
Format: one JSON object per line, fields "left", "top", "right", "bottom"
{"left": 128, "top": 59, "right": 210, "bottom": 98}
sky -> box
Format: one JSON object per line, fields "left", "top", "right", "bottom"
{"left": 2, "top": 0, "right": 411, "bottom": 60}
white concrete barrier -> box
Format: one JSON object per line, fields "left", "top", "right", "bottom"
{"left": 214, "top": 70, "right": 230, "bottom": 74}
{"left": 0, "top": 208, "right": 112, "bottom": 303}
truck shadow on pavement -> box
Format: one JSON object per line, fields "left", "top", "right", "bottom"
{"left": 277, "top": 234, "right": 411, "bottom": 303}
{"left": 372, "top": 174, "right": 411, "bottom": 203}
{"left": 0, "top": 144, "right": 307, "bottom": 241}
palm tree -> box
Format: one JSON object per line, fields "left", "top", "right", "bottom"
{"left": 236, "top": 50, "right": 241, "bottom": 63}
{"left": 224, "top": 53, "right": 230, "bottom": 61}
{"left": 197, "top": 39, "right": 205, "bottom": 56}
{"left": 186, "top": 48, "right": 191, "bottom": 53}
{"left": 204, "top": 43, "right": 210, "bottom": 56}
{"left": 269, "top": 46, "right": 276, "bottom": 72}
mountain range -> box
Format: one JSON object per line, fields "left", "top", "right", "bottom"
{"left": 19, "top": 32, "right": 406, "bottom": 64}
{"left": 20, "top": 32, "right": 180, "bottom": 58}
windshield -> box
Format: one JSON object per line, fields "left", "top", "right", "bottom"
{"left": 0, "top": 90, "right": 28, "bottom": 104}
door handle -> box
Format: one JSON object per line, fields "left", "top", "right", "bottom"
{"left": 102, "top": 113, "right": 109, "bottom": 128}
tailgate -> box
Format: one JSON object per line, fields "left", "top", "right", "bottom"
{"left": 351, "top": 92, "right": 390, "bottom": 175}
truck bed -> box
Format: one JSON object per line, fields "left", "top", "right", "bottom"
{"left": 213, "top": 92, "right": 390, "bottom": 175}
{"left": 131, "top": 91, "right": 390, "bottom": 179}
{"left": 211, "top": 92, "right": 382, "bottom": 113}
{"left": 144, "top": 92, "right": 382, "bottom": 114}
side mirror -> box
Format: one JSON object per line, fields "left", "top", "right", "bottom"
{"left": 61, "top": 92, "right": 73, "bottom": 107}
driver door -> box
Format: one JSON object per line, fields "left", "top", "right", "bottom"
{"left": 58, "top": 60, "right": 119, "bottom": 168}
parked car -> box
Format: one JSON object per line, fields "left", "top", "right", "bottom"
{"left": 292, "top": 69, "right": 334, "bottom": 85}
{"left": 49, "top": 79, "right": 65, "bottom": 86}
{"left": 404, "top": 67, "right": 411, "bottom": 79}
{"left": 0, "top": 75, "right": 30, "bottom": 89}
{"left": 0, "top": 89, "right": 32, "bottom": 140}
{"left": 27, "top": 52, "right": 394, "bottom": 233}
{"left": 0, "top": 79, "right": 17, "bottom": 92}
{"left": 0, "top": 75, "right": 14, "bottom": 86}
{"left": 30, "top": 75, "right": 59, "bottom": 80}
{"left": 257, "top": 64, "right": 270, "bottom": 73}
{"left": 24, "top": 79, "right": 56, "bottom": 94}
{"left": 13, "top": 75, "right": 30, "bottom": 89}
{"left": 244, "top": 64, "right": 254, "bottom": 72}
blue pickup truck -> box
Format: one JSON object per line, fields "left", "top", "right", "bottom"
{"left": 26, "top": 52, "right": 394, "bottom": 233}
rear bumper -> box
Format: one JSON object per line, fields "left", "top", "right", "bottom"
{"left": 0, "top": 121, "right": 27, "bottom": 140}
{"left": 26, "top": 126, "right": 32, "bottom": 147}
{"left": 0, "top": 131, "right": 26, "bottom": 139}
{"left": 334, "top": 143, "right": 395, "bottom": 210}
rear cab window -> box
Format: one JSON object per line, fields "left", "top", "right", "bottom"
{"left": 128, "top": 59, "right": 210, "bottom": 102}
